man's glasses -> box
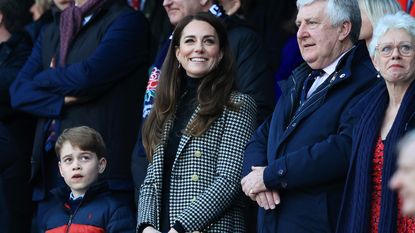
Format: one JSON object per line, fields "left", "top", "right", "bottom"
{"left": 376, "top": 42, "right": 415, "bottom": 57}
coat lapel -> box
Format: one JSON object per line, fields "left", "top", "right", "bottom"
{"left": 175, "top": 105, "right": 201, "bottom": 159}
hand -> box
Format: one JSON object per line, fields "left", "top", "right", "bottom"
{"left": 255, "top": 190, "right": 280, "bottom": 210}
{"left": 241, "top": 166, "right": 267, "bottom": 197}
{"left": 168, "top": 228, "right": 179, "bottom": 233}
{"left": 143, "top": 226, "right": 161, "bottom": 233}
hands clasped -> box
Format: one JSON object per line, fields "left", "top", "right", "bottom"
{"left": 241, "top": 166, "right": 280, "bottom": 210}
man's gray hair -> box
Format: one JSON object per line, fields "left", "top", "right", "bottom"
{"left": 296, "top": 0, "right": 361, "bottom": 44}
{"left": 368, "top": 12, "right": 415, "bottom": 57}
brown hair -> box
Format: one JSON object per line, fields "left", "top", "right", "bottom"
{"left": 142, "top": 12, "right": 238, "bottom": 161}
{"left": 55, "top": 126, "right": 106, "bottom": 159}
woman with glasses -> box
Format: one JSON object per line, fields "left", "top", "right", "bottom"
{"left": 337, "top": 12, "right": 415, "bottom": 233}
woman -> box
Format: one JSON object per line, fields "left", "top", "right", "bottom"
{"left": 10, "top": 0, "right": 150, "bottom": 227}
{"left": 336, "top": 12, "right": 415, "bottom": 233}
{"left": 358, "top": 0, "right": 401, "bottom": 48}
{"left": 137, "top": 12, "right": 256, "bottom": 233}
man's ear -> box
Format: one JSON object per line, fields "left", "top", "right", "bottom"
{"left": 98, "top": 158, "right": 107, "bottom": 174}
{"left": 338, "top": 20, "right": 352, "bottom": 41}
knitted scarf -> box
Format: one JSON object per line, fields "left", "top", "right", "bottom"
{"left": 337, "top": 79, "right": 415, "bottom": 233}
{"left": 59, "top": 0, "right": 108, "bottom": 66}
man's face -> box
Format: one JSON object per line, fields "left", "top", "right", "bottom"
{"left": 295, "top": 1, "right": 346, "bottom": 69}
{"left": 54, "top": 0, "right": 71, "bottom": 10}
{"left": 58, "top": 142, "right": 106, "bottom": 198}
{"left": 163, "top": 0, "right": 206, "bottom": 26}
{"left": 390, "top": 141, "right": 415, "bottom": 216}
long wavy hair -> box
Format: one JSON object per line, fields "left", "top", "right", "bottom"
{"left": 142, "top": 12, "right": 237, "bottom": 161}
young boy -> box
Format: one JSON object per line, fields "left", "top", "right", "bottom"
{"left": 40, "top": 126, "right": 135, "bottom": 233}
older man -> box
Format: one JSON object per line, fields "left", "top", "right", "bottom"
{"left": 390, "top": 130, "right": 415, "bottom": 217}
{"left": 241, "top": 0, "right": 377, "bottom": 232}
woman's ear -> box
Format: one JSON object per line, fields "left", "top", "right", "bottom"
{"left": 175, "top": 46, "right": 182, "bottom": 64}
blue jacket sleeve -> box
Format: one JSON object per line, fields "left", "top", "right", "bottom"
{"left": 10, "top": 11, "right": 149, "bottom": 118}
{"left": 241, "top": 116, "right": 271, "bottom": 177}
{"left": 9, "top": 30, "right": 64, "bottom": 118}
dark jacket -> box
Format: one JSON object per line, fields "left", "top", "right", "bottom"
{"left": 223, "top": 15, "right": 274, "bottom": 124}
{"left": 0, "top": 31, "right": 35, "bottom": 171}
{"left": 242, "top": 42, "right": 377, "bottom": 233}
{"left": 10, "top": 1, "right": 150, "bottom": 199}
{"left": 41, "top": 182, "right": 135, "bottom": 233}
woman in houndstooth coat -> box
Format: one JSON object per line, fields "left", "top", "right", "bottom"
{"left": 137, "top": 12, "right": 256, "bottom": 233}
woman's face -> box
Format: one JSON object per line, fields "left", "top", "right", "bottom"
{"left": 175, "top": 20, "right": 223, "bottom": 78}
{"left": 373, "top": 29, "right": 415, "bottom": 85}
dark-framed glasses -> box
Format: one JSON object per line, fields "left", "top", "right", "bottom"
{"left": 376, "top": 42, "right": 415, "bottom": 57}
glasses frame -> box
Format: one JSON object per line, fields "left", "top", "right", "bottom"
{"left": 375, "top": 42, "right": 415, "bottom": 57}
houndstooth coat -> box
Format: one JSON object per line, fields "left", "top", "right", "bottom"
{"left": 137, "top": 92, "right": 256, "bottom": 233}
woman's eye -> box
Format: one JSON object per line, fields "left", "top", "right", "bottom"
{"left": 381, "top": 45, "right": 392, "bottom": 53}
{"left": 184, "top": 39, "right": 194, "bottom": 43}
{"left": 204, "top": 39, "right": 215, "bottom": 45}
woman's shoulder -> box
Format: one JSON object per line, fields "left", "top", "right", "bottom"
{"left": 229, "top": 91, "right": 256, "bottom": 106}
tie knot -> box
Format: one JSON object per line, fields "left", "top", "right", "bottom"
{"left": 310, "top": 69, "right": 325, "bottom": 78}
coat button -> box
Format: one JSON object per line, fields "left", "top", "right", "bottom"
{"left": 291, "top": 122, "right": 296, "bottom": 127}
{"left": 278, "top": 169, "right": 284, "bottom": 176}
{"left": 281, "top": 182, "right": 288, "bottom": 188}
{"left": 191, "top": 174, "right": 199, "bottom": 182}
{"left": 339, "top": 73, "right": 346, "bottom": 78}
{"left": 194, "top": 150, "right": 202, "bottom": 158}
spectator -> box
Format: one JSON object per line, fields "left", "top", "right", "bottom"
{"left": 337, "top": 12, "right": 415, "bottom": 233}
{"left": 241, "top": 0, "right": 376, "bottom": 232}
{"left": 132, "top": 3, "right": 272, "bottom": 231}
{"left": 10, "top": 0, "right": 150, "bottom": 229}
{"left": 0, "top": 0, "right": 36, "bottom": 232}
{"left": 137, "top": 12, "right": 256, "bottom": 233}
{"left": 358, "top": 0, "right": 401, "bottom": 48}
{"left": 390, "top": 130, "right": 415, "bottom": 217}
{"left": 40, "top": 126, "right": 135, "bottom": 233}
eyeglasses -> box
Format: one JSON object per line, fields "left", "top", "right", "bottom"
{"left": 376, "top": 42, "right": 415, "bottom": 57}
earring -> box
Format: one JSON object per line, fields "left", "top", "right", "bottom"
{"left": 178, "top": 63, "right": 181, "bottom": 69}
{"left": 377, "top": 72, "right": 381, "bottom": 79}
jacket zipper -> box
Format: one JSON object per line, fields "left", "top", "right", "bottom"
{"left": 65, "top": 199, "right": 84, "bottom": 233}
{"left": 65, "top": 214, "right": 73, "bottom": 233}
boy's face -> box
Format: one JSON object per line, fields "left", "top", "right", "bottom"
{"left": 58, "top": 142, "right": 106, "bottom": 198}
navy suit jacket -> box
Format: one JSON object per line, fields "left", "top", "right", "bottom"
{"left": 242, "top": 42, "right": 377, "bottom": 233}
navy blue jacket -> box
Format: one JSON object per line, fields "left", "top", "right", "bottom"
{"left": 242, "top": 42, "right": 377, "bottom": 233}
{"left": 0, "top": 31, "right": 35, "bottom": 171}
{"left": 41, "top": 182, "right": 135, "bottom": 233}
{"left": 9, "top": 1, "right": 150, "bottom": 200}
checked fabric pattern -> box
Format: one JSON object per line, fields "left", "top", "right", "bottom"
{"left": 137, "top": 93, "right": 256, "bottom": 233}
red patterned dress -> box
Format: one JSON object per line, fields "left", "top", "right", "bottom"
{"left": 370, "top": 136, "right": 415, "bottom": 233}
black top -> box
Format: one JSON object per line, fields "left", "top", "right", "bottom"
{"left": 160, "top": 75, "right": 201, "bottom": 232}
